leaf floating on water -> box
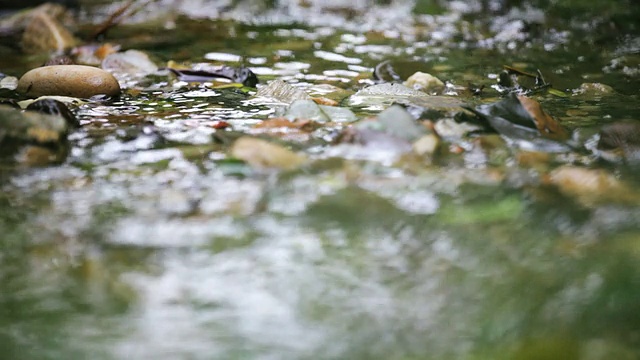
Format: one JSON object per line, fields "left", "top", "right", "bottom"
{"left": 468, "top": 93, "right": 571, "bottom": 152}
{"left": 517, "top": 95, "right": 570, "bottom": 141}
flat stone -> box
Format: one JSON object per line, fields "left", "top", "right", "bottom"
{"left": 17, "top": 65, "right": 121, "bottom": 98}
{"left": 0, "top": 105, "right": 67, "bottom": 144}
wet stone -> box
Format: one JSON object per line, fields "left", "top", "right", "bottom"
{"left": 573, "top": 83, "right": 615, "bottom": 97}
{"left": 102, "top": 50, "right": 159, "bottom": 77}
{"left": 256, "top": 79, "right": 310, "bottom": 104}
{"left": 0, "top": 104, "right": 68, "bottom": 144}
{"left": 231, "top": 136, "right": 306, "bottom": 170}
{"left": 17, "top": 65, "right": 121, "bottom": 98}
{"left": 21, "top": 12, "right": 77, "bottom": 53}
{"left": 403, "top": 71, "right": 445, "bottom": 94}
{"left": 0, "top": 104, "right": 69, "bottom": 165}
{"left": 26, "top": 98, "right": 79, "bottom": 128}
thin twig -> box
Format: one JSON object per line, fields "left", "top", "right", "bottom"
{"left": 90, "top": 0, "right": 136, "bottom": 41}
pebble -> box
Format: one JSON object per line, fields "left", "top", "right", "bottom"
{"left": 17, "top": 65, "right": 121, "bottom": 98}
{"left": 403, "top": 71, "right": 445, "bottom": 94}
{"left": 231, "top": 136, "right": 306, "bottom": 170}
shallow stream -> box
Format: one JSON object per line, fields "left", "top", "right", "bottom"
{"left": 1, "top": 1, "right": 639, "bottom": 359}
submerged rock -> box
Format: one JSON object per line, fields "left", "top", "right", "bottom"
{"left": 17, "top": 65, "right": 121, "bottom": 98}
{"left": 412, "top": 134, "right": 440, "bottom": 156}
{"left": 595, "top": 121, "right": 640, "bottom": 164}
{"left": 544, "top": 166, "right": 640, "bottom": 206}
{"left": 285, "top": 100, "right": 329, "bottom": 122}
{"left": 335, "top": 105, "right": 433, "bottom": 161}
{"left": 101, "top": 50, "right": 159, "bottom": 77}
{"left": 348, "top": 83, "right": 463, "bottom": 113}
{"left": 0, "top": 104, "right": 69, "bottom": 165}
{"left": 255, "top": 79, "right": 310, "bottom": 104}
{"left": 573, "top": 83, "right": 615, "bottom": 97}
{"left": 5, "top": 106, "right": 67, "bottom": 140}
{"left": 0, "top": 104, "right": 68, "bottom": 144}
{"left": 363, "top": 104, "right": 426, "bottom": 142}
{"left": 285, "top": 99, "right": 357, "bottom": 123}
{"left": 231, "top": 136, "right": 306, "bottom": 170}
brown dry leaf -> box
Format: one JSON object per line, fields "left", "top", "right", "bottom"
{"left": 517, "top": 95, "right": 569, "bottom": 141}
{"left": 544, "top": 166, "right": 640, "bottom": 206}
{"left": 311, "top": 97, "right": 338, "bottom": 106}
{"left": 94, "top": 43, "right": 121, "bottom": 60}
{"left": 231, "top": 136, "right": 306, "bottom": 170}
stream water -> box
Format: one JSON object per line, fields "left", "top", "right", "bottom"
{"left": 1, "top": 1, "right": 640, "bottom": 359}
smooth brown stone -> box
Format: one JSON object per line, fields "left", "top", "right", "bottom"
{"left": 17, "top": 65, "right": 121, "bottom": 98}
{"left": 21, "top": 12, "right": 77, "bottom": 53}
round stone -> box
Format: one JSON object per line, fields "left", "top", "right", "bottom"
{"left": 17, "top": 65, "right": 121, "bottom": 98}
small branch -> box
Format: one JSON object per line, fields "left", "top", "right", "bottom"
{"left": 90, "top": 0, "right": 136, "bottom": 41}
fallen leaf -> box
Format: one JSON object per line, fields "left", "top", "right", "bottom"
{"left": 468, "top": 93, "right": 571, "bottom": 152}
{"left": 517, "top": 95, "right": 569, "bottom": 141}
{"left": 311, "top": 97, "right": 338, "bottom": 106}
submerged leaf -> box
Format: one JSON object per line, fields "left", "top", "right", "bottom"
{"left": 595, "top": 121, "right": 640, "bottom": 164}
